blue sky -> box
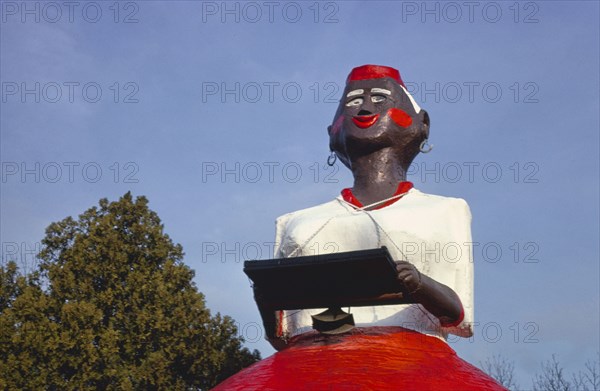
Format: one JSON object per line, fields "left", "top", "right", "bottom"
{"left": 1, "top": 0, "right": 599, "bottom": 386}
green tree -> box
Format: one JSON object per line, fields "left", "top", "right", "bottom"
{"left": 0, "top": 193, "right": 260, "bottom": 390}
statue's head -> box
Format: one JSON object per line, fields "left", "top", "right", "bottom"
{"left": 328, "top": 65, "right": 429, "bottom": 171}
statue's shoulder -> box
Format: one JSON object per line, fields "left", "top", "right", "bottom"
{"left": 274, "top": 198, "right": 344, "bottom": 227}
{"left": 404, "top": 188, "right": 472, "bottom": 217}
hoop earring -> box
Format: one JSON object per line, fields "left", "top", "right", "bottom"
{"left": 419, "top": 139, "right": 433, "bottom": 153}
{"left": 327, "top": 151, "right": 337, "bottom": 166}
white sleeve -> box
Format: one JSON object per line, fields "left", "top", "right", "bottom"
{"left": 440, "top": 198, "right": 474, "bottom": 338}
{"left": 273, "top": 213, "right": 293, "bottom": 258}
{"left": 271, "top": 213, "right": 293, "bottom": 341}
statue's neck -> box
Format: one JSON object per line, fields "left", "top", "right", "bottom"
{"left": 350, "top": 148, "right": 408, "bottom": 207}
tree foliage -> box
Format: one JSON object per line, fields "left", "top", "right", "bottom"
{"left": 0, "top": 193, "right": 260, "bottom": 390}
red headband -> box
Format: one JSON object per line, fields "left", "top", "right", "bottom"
{"left": 347, "top": 65, "right": 405, "bottom": 87}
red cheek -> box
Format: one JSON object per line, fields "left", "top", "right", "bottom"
{"left": 388, "top": 108, "right": 413, "bottom": 128}
{"left": 331, "top": 115, "right": 344, "bottom": 134}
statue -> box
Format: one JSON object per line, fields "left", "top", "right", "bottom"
{"left": 213, "top": 65, "right": 507, "bottom": 390}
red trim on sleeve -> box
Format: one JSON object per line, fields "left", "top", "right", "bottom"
{"left": 276, "top": 310, "right": 283, "bottom": 337}
{"left": 341, "top": 182, "right": 413, "bottom": 209}
{"left": 440, "top": 303, "right": 465, "bottom": 328}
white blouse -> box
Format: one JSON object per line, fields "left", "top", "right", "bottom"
{"left": 273, "top": 188, "right": 474, "bottom": 341}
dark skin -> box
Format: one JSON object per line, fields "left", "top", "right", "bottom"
{"left": 254, "top": 294, "right": 288, "bottom": 351}
{"left": 329, "top": 76, "right": 463, "bottom": 325}
{"left": 257, "top": 73, "right": 463, "bottom": 350}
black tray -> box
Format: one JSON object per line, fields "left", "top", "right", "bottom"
{"left": 244, "top": 247, "right": 406, "bottom": 310}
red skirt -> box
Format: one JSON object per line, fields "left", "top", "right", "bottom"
{"left": 213, "top": 327, "right": 506, "bottom": 391}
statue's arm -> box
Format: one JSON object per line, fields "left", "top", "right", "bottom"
{"left": 253, "top": 286, "right": 288, "bottom": 351}
{"left": 395, "top": 197, "right": 473, "bottom": 331}
{"left": 253, "top": 213, "right": 293, "bottom": 351}
{"left": 396, "top": 261, "right": 463, "bottom": 326}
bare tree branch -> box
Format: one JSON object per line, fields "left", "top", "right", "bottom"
{"left": 572, "top": 353, "right": 600, "bottom": 391}
{"left": 480, "top": 354, "right": 518, "bottom": 390}
{"left": 533, "top": 354, "right": 572, "bottom": 391}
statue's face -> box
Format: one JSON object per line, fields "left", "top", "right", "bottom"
{"left": 329, "top": 77, "right": 426, "bottom": 169}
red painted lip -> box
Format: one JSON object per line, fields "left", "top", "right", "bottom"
{"left": 352, "top": 114, "right": 380, "bottom": 128}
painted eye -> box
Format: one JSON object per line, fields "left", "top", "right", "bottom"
{"left": 345, "top": 97, "right": 363, "bottom": 107}
{"left": 371, "top": 95, "right": 386, "bottom": 103}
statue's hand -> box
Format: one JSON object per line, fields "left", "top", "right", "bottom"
{"left": 395, "top": 261, "right": 463, "bottom": 324}
{"left": 395, "top": 261, "right": 422, "bottom": 295}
